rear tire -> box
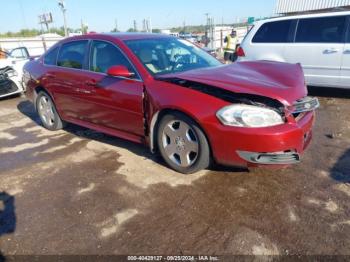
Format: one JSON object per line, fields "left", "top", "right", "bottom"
{"left": 157, "top": 112, "right": 210, "bottom": 174}
{"left": 36, "top": 91, "right": 65, "bottom": 131}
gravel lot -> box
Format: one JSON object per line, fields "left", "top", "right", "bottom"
{"left": 0, "top": 88, "right": 350, "bottom": 257}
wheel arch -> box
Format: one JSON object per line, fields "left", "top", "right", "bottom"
{"left": 33, "top": 86, "right": 53, "bottom": 110}
{"left": 149, "top": 108, "right": 213, "bottom": 160}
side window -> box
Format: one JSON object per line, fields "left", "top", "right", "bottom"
{"left": 57, "top": 41, "right": 88, "bottom": 69}
{"left": 252, "top": 20, "right": 294, "bottom": 43}
{"left": 296, "top": 16, "right": 346, "bottom": 43}
{"left": 89, "top": 40, "right": 136, "bottom": 76}
{"left": 10, "top": 47, "right": 29, "bottom": 59}
{"left": 44, "top": 46, "right": 59, "bottom": 65}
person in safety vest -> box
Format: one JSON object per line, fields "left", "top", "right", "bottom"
{"left": 224, "top": 30, "right": 238, "bottom": 64}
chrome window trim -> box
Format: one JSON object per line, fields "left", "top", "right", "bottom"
{"left": 42, "top": 38, "right": 143, "bottom": 82}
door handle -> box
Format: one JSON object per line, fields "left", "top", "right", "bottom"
{"left": 323, "top": 48, "right": 339, "bottom": 54}
{"left": 85, "top": 80, "right": 98, "bottom": 87}
{"left": 85, "top": 80, "right": 96, "bottom": 86}
{"left": 76, "top": 88, "right": 94, "bottom": 94}
{"left": 344, "top": 49, "right": 350, "bottom": 54}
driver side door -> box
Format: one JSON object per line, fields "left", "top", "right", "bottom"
{"left": 79, "top": 40, "right": 145, "bottom": 138}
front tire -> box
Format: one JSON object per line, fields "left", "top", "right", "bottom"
{"left": 157, "top": 112, "right": 210, "bottom": 174}
{"left": 36, "top": 91, "right": 65, "bottom": 131}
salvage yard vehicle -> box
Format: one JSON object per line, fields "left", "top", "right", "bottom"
{"left": 0, "top": 47, "right": 30, "bottom": 98}
{"left": 238, "top": 11, "right": 350, "bottom": 89}
{"left": 23, "top": 33, "right": 319, "bottom": 174}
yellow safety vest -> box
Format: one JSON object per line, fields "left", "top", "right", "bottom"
{"left": 224, "top": 35, "right": 237, "bottom": 53}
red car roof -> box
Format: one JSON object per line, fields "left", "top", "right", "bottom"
{"left": 66, "top": 33, "right": 174, "bottom": 41}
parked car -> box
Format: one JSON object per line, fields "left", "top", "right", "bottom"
{"left": 0, "top": 47, "right": 30, "bottom": 98}
{"left": 238, "top": 11, "right": 350, "bottom": 89}
{"left": 202, "top": 46, "right": 217, "bottom": 57}
{"left": 23, "top": 34, "right": 318, "bottom": 174}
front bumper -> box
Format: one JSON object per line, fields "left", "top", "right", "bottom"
{"left": 204, "top": 110, "right": 315, "bottom": 167}
{"left": 237, "top": 150, "right": 300, "bottom": 165}
{"left": 0, "top": 79, "right": 23, "bottom": 98}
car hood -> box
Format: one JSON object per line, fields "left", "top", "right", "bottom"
{"left": 157, "top": 61, "right": 307, "bottom": 106}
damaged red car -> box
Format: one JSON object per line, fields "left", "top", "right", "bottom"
{"left": 23, "top": 34, "right": 319, "bottom": 174}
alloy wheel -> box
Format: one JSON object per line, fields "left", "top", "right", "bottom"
{"left": 161, "top": 120, "right": 199, "bottom": 167}
{"left": 38, "top": 95, "right": 55, "bottom": 127}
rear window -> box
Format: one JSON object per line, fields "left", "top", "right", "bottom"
{"left": 252, "top": 20, "right": 294, "bottom": 43}
{"left": 44, "top": 46, "right": 59, "bottom": 66}
{"left": 57, "top": 41, "right": 88, "bottom": 69}
{"left": 295, "top": 16, "right": 346, "bottom": 43}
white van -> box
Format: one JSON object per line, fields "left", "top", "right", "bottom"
{"left": 238, "top": 11, "right": 350, "bottom": 88}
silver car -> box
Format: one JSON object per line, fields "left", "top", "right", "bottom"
{"left": 0, "top": 47, "right": 30, "bottom": 98}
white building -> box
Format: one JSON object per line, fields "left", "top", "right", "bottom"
{"left": 275, "top": 0, "right": 350, "bottom": 15}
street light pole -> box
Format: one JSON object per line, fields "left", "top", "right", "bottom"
{"left": 58, "top": 0, "right": 68, "bottom": 37}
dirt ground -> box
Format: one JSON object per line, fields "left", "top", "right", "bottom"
{"left": 0, "top": 87, "right": 350, "bottom": 257}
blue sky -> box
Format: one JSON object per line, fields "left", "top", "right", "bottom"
{"left": 1, "top": 0, "right": 277, "bottom": 33}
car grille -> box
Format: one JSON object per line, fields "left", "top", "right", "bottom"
{"left": 293, "top": 97, "right": 319, "bottom": 114}
{"left": 0, "top": 80, "right": 18, "bottom": 96}
{"left": 291, "top": 96, "right": 319, "bottom": 120}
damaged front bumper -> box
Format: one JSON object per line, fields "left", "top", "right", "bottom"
{"left": 0, "top": 80, "right": 20, "bottom": 98}
{"left": 204, "top": 109, "right": 315, "bottom": 168}
{"left": 0, "top": 67, "right": 23, "bottom": 98}
{"left": 237, "top": 150, "right": 300, "bottom": 165}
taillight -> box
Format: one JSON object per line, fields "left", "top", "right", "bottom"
{"left": 237, "top": 46, "right": 245, "bottom": 57}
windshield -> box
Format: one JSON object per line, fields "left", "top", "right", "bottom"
{"left": 124, "top": 37, "right": 222, "bottom": 76}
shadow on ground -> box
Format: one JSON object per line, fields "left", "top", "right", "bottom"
{"left": 16, "top": 100, "right": 247, "bottom": 173}
{"left": 308, "top": 86, "right": 350, "bottom": 99}
{"left": 0, "top": 94, "right": 21, "bottom": 102}
{"left": 331, "top": 149, "right": 350, "bottom": 183}
{"left": 0, "top": 192, "right": 16, "bottom": 262}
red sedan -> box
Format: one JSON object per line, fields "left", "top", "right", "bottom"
{"left": 23, "top": 33, "right": 318, "bottom": 174}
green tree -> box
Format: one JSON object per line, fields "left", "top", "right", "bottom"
{"left": 152, "top": 29, "right": 161, "bottom": 33}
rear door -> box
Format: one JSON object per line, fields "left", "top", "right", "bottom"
{"left": 340, "top": 16, "right": 350, "bottom": 88}
{"left": 247, "top": 19, "right": 295, "bottom": 61}
{"left": 284, "top": 15, "right": 346, "bottom": 87}
{"left": 50, "top": 40, "right": 90, "bottom": 120}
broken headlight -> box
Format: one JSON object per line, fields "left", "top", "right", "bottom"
{"left": 216, "top": 104, "right": 284, "bottom": 128}
{"left": 6, "top": 70, "right": 18, "bottom": 78}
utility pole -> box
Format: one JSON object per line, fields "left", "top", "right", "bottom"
{"left": 115, "top": 19, "right": 118, "bottom": 32}
{"left": 148, "top": 17, "right": 152, "bottom": 33}
{"left": 142, "top": 19, "right": 146, "bottom": 32}
{"left": 58, "top": 0, "right": 68, "bottom": 37}
{"left": 81, "top": 19, "right": 88, "bottom": 34}
{"left": 204, "top": 13, "right": 210, "bottom": 47}
{"left": 133, "top": 20, "right": 137, "bottom": 32}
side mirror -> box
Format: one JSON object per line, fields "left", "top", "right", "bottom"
{"left": 107, "top": 65, "right": 135, "bottom": 78}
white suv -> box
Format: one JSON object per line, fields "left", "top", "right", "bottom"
{"left": 238, "top": 11, "right": 350, "bottom": 89}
